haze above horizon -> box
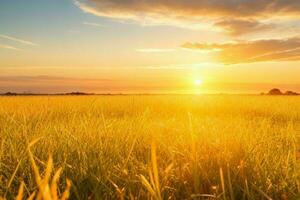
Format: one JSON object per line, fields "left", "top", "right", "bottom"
{"left": 1, "top": 0, "right": 300, "bottom": 94}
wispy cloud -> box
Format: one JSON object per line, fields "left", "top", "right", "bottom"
{"left": 214, "top": 19, "right": 274, "bottom": 36}
{"left": 0, "top": 75, "right": 112, "bottom": 82}
{"left": 0, "top": 34, "right": 37, "bottom": 46}
{"left": 136, "top": 48, "right": 176, "bottom": 53}
{"left": 83, "top": 21, "right": 107, "bottom": 27}
{"left": 182, "top": 37, "right": 300, "bottom": 64}
{"left": 0, "top": 44, "right": 22, "bottom": 51}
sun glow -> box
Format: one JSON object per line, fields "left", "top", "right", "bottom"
{"left": 194, "top": 79, "right": 203, "bottom": 86}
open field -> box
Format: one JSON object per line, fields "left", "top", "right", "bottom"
{"left": 0, "top": 95, "right": 299, "bottom": 199}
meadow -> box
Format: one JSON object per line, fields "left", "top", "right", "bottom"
{"left": 0, "top": 95, "right": 299, "bottom": 200}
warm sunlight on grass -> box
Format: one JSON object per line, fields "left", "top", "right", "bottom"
{"left": 0, "top": 95, "right": 299, "bottom": 199}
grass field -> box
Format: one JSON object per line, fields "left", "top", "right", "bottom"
{"left": 0, "top": 95, "right": 299, "bottom": 199}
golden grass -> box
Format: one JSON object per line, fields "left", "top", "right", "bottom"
{"left": 1, "top": 138, "right": 71, "bottom": 200}
{"left": 0, "top": 95, "right": 299, "bottom": 199}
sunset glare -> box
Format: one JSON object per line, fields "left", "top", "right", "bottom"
{"left": 194, "top": 79, "right": 203, "bottom": 86}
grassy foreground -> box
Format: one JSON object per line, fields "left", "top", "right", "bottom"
{"left": 0, "top": 95, "right": 299, "bottom": 199}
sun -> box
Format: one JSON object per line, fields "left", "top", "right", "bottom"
{"left": 194, "top": 79, "right": 203, "bottom": 86}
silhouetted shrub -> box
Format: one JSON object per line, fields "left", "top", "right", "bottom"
{"left": 284, "top": 91, "right": 299, "bottom": 96}
{"left": 268, "top": 88, "right": 283, "bottom": 95}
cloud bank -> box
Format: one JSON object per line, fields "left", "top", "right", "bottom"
{"left": 75, "top": 0, "right": 300, "bottom": 64}
{"left": 75, "top": 0, "right": 300, "bottom": 19}
{"left": 75, "top": 0, "right": 299, "bottom": 35}
{"left": 182, "top": 38, "right": 300, "bottom": 64}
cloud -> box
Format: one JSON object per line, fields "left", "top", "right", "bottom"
{"left": 83, "top": 21, "right": 107, "bottom": 27}
{"left": 0, "top": 75, "right": 112, "bottom": 82}
{"left": 0, "top": 44, "right": 22, "bottom": 51}
{"left": 214, "top": 19, "right": 274, "bottom": 36}
{"left": 74, "top": 0, "right": 300, "bottom": 36}
{"left": 0, "top": 34, "right": 37, "bottom": 46}
{"left": 75, "top": 0, "right": 300, "bottom": 19}
{"left": 182, "top": 38, "right": 300, "bottom": 64}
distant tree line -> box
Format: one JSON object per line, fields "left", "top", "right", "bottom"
{"left": 263, "top": 88, "right": 299, "bottom": 96}
{"left": 0, "top": 92, "right": 95, "bottom": 96}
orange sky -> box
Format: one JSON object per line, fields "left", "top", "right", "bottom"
{"left": 0, "top": 0, "right": 300, "bottom": 94}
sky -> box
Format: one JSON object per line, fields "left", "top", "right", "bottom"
{"left": 0, "top": 0, "right": 300, "bottom": 94}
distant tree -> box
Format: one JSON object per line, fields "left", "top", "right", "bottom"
{"left": 268, "top": 88, "right": 282, "bottom": 95}
{"left": 4, "top": 92, "right": 18, "bottom": 96}
{"left": 284, "top": 91, "right": 299, "bottom": 96}
{"left": 65, "top": 92, "right": 95, "bottom": 95}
